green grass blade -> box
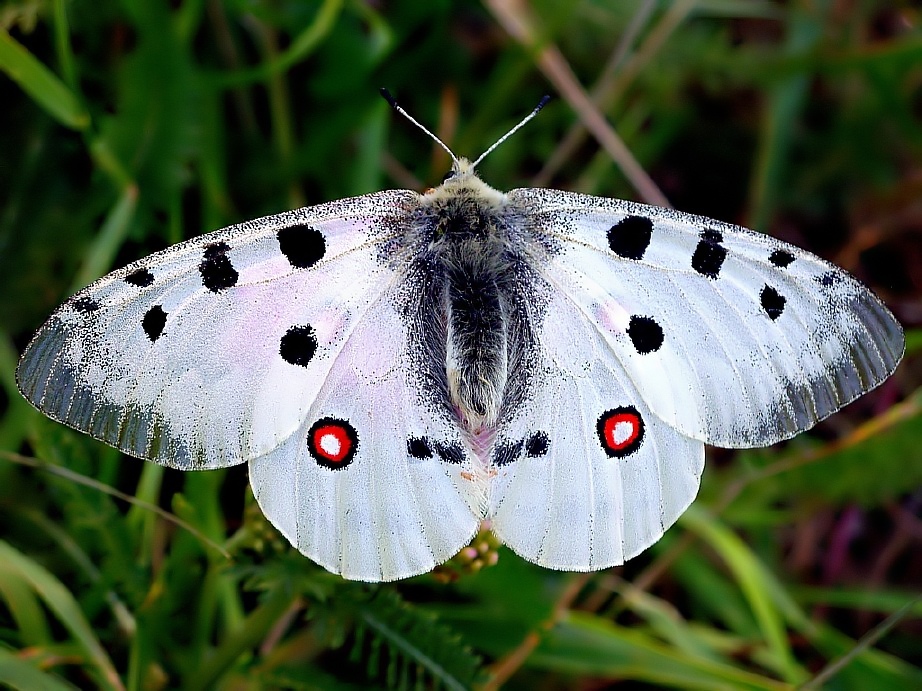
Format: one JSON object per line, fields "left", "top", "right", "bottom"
{"left": 0, "top": 647, "right": 80, "bottom": 691}
{"left": 69, "top": 185, "right": 138, "bottom": 291}
{"left": 0, "top": 570, "right": 52, "bottom": 646}
{"left": 182, "top": 587, "right": 295, "bottom": 690}
{"left": 746, "top": 9, "right": 823, "bottom": 231}
{"left": 800, "top": 596, "right": 922, "bottom": 689}
{"left": 681, "top": 505, "right": 807, "bottom": 684}
{"left": 208, "top": 0, "right": 344, "bottom": 87}
{"left": 531, "top": 612, "right": 790, "bottom": 690}
{"left": 0, "top": 28, "right": 88, "bottom": 130}
{"left": 0, "top": 540, "right": 124, "bottom": 690}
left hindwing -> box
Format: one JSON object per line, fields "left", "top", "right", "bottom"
{"left": 509, "top": 188, "right": 904, "bottom": 447}
{"left": 249, "top": 289, "right": 483, "bottom": 582}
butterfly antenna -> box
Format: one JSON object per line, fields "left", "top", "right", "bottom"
{"left": 380, "top": 88, "right": 460, "bottom": 168}
{"left": 471, "top": 95, "right": 551, "bottom": 169}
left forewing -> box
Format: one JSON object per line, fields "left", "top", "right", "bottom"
{"left": 16, "top": 192, "right": 417, "bottom": 469}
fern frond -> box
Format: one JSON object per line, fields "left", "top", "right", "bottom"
{"left": 346, "top": 588, "right": 484, "bottom": 691}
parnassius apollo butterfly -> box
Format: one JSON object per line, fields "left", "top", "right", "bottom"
{"left": 17, "top": 94, "right": 904, "bottom": 582}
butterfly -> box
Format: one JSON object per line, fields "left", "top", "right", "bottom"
{"left": 17, "top": 93, "right": 904, "bottom": 582}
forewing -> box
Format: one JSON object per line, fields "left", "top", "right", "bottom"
{"left": 249, "top": 290, "right": 483, "bottom": 582}
{"left": 17, "top": 191, "right": 417, "bottom": 468}
{"left": 510, "top": 188, "right": 904, "bottom": 447}
{"left": 488, "top": 290, "right": 704, "bottom": 571}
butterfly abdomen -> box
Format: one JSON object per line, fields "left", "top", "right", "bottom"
{"left": 444, "top": 256, "right": 509, "bottom": 430}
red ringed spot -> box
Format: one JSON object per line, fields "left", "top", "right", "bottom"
{"left": 307, "top": 417, "right": 358, "bottom": 470}
{"left": 596, "top": 406, "right": 644, "bottom": 458}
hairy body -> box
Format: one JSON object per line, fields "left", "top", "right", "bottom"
{"left": 393, "top": 161, "right": 549, "bottom": 438}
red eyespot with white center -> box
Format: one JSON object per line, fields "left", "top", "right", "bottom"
{"left": 307, "top": 417, "right": 359, "bottom": 469}
{"left": 596, "top": 406, "right": 644, "bottom": 458}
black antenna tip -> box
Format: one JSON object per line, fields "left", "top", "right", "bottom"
{"left": 380, "top": 88, "right": 398, "bottom": 109}
{"left": 536, "top": 94, "right": 551, "bottom": 112}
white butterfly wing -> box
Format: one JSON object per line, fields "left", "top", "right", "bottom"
{"left": 17, "top": 192, "right": 418, "bottom": 468}
{"left": 487, "top": 290, "right": 704, "bottom": 570}
{"left": 19, "top": 190, "right": 485, "bottom": 580}
{"left": 509, "top": 189, "right": 904, "bottom": 447}
{"left": 250, "top": 292, "right": 483, "bottom": 581}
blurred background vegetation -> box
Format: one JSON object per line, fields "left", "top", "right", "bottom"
{"left": 1, "top": 0, "right": 921, "bottom": 688}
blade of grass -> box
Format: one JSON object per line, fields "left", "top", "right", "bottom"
{"left": 600, "top": 574, "right": 726, "bottom": 661}
{"left": 535, "top": 0, "right": 694, "bottom": 187}
{"left": 482, "top": 573, "right": 589, "bottom": 690}
{"left": 69, "top": 184, "right": 139, "bottom": 291}
{"left": 680, "top": 504, "right": 807, "bottom": 684}
{"left": 0, "top": 540, "right": 124, "bottom": 691}
{"left": 0, "top": 569, "right": 52, "bottom": 646}
{"left": 799, "top": 596, "right": 922, "bottom": 690}
{"left": 208, "top": 0, "right": 344, "bottom": 88}
{"left": 125, "top": 462, "right": 165, "bottom": 570}
{"left": 51, "top": 0, "right": 76, "bottom": 89}
{"left": 0, "top": 450, "right": 230, "bottom": 559}
{"left": 530, "top": 611, "right": 791, "bottom": 690}
{"left": 792, "top": 586, "right": 922, "bottom": 615}
{"left": 18, "top": 508, "right": 136, "bottom": 637}
{"left": 182, "top": 587, "right": 298, "bottom": 690}
{"left": 244, "top": 17, "right": 304, "bottom": 208}
{"left": 746, "top": 8, "right": 822, "bottom": 231}
{"left": 0, "top": 648, "right": 80, "bottom": 691}
{"left": 350, "top": 98, "right": 390, "bottom": 196}
{"left": 0, "top": 28, "right": 88, "bottom": 130}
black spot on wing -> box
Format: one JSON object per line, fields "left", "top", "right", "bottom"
{"left": 280, "top": 325, "right": 317, "bottom": 367}
{"left": 407, "top": 437, "right": 433, "bottom": 459}
{"left": 819, "top": 271, "right": 842, "bottom": 287}
{"left": 142, "top": 305, "right": 167, "bottom": 342}
{"left": 760, "top": 285, "right": 786, "bottom": 320}
{"left": 199, "top": 242, "right": 238, "bottom": 292}
{"left": 769, "top": 249, "right": 795, "bottom": 268}
{"left": 434, "top": 441, "right": 465, "bottom": 465}
{"left": 72, "top": 297, "right": 100, "bottom": 313}
{"left": 627, "top": 315, "right": 664, "bottom": 354}
{"left": 125, "top": 268, "right": 155, "bottom": 287}
{"left": 494, "top": 439, "right": 523, "bottom": 467}
{"left": 692, "top": 229, "right": 726, "bottom": 278}
{"left": 278, "top": 224, "right": 326, "bottom": 268}
{"left": 525, "top": 431, "right": 549, "bottom": 457}
{"left": 607, "top": 216, "right": 653, "bottom": 260}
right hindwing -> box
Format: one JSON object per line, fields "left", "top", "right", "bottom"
{"left": 486, "top": 287, "right": 704, "bottom": 571}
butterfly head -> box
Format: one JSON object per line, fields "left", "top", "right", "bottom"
{"left": 381, "top": 89, "right": 549, "bottom": 208}
{"left": 424, "top": 158, "right": 506, "bottom": 209}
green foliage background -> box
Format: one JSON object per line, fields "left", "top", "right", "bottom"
{"left": 1, "top": 0, "right": 921, "bottom": 689}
